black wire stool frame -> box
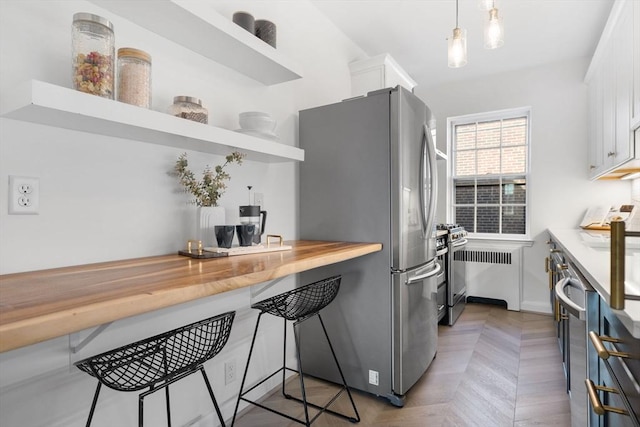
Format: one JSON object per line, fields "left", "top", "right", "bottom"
{"left": 74, "top": 310, "right": 235, "bottom": 427}
{"left": 231, "top": 276, "right": 360, "bottom": 426}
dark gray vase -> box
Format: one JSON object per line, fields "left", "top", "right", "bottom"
{"left": 233, "top": 11, "right": 255, "bottom": 34}
{"left": 255, "top": 19, "right": 276, "bottom": 48}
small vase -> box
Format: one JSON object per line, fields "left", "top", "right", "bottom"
{"left": 196, "top": 206, "right": 225, "bottom": 247}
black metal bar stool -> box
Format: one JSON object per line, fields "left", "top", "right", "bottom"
{"left": 231, "top": 275, "right": 360, "bottom": 426}
{"left": 75, "top": 311, "right": 235, "bottom": 427}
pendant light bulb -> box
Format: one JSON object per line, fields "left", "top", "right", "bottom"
{"left": 484, "top": 7, "right": 504, "bottom": 49}
{"left": 448, "top": 0, "right": 467, "bottom": 68}
{"left": 448, "top": 27, "right": 467, "bottom": 68}
{"left": 478, "top": 0, "right": 493, "bottom": 10}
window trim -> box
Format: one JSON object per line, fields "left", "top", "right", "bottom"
{"left": 446, "top": 107, "right": 532, "bottom": 240}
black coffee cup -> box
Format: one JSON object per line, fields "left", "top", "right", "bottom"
{"left": 236, "top": 224, "right": 256, "bottom": 247}
{"left": 215, "top": 225, "right": 235, "bottom": 248}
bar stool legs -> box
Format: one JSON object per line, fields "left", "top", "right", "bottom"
{"left": 83, "top": 362, "right": 226, "bottom": 427}
{"left": 85, "top": 382, "right": 102, "bottom": 427}
{"left": 287, "top": 313, "right": 360, "bottom": 423}
{"left": 231, "top": 276, "right": 360, "bottom": 426}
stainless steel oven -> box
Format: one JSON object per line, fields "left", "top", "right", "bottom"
{"left": 435, "top": 233, "right": 448, "bottom": 323}
{"left": 448, "top": 234, "right": 468, "bottom": 325}
{"left": 437, "top": 224, "right": 468, "bottom": 326}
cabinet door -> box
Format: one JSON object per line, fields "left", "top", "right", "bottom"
{"left": 633, "top": 0, "right": 640, "bottom": 125}
{"left": 613, "top": 2, "right": 634, "bottom": 164}
{"left": 602, "top": 42, "right": 616, "bottom": 171}
{"left": 589, "top": 65, "right": 606, "bottom": 178}
{"left": 595, "top": 301, "right": 640, "bottom": 427}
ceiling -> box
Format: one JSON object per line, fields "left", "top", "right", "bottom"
{"left": 310, "top": 0, "right": 614, "bottom": 90}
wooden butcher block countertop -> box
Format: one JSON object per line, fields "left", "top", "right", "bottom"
{"left": 0, "top": 240, "right": 382, "bottom": 352}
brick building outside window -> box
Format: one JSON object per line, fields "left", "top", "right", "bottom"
{"left": 447, "top": 107, "right": 531, "bottom": 237}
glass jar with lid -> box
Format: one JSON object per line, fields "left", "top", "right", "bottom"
{"left": 117, "top": 47, "right": 152, "bottom": 108}
{"left": 169, "top": 96, "right": 208, "bottom": 124}
{"left": 72, "top": 13, "right": 115, "bottom": 99}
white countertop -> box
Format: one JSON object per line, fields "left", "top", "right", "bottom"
{"left": 548, "top": 228, "right": 640, "bottom": 338}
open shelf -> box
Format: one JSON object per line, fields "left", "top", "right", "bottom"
{"left": 88, "top": 0, "right": 303, "bottom": 85}
{"left": 0, "top": 80, "right": 305, "bottom": 163}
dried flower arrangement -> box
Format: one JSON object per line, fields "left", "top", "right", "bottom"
{"left": 174, "top": 151, "right": 245, "bottom": 207}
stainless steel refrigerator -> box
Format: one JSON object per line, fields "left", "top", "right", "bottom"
{"left": 298, "top": 86, "right": 439, "bottom": 407}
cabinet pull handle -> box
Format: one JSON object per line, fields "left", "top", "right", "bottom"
{"left": 588, "top": 331, "right": 633, "bottom": 359}
{"left": 555, "top": 299, "right": 561, "bottom": 323}
{"left": 546, "top": 257, "right": 554, "bottom": 289}
{"left": 549, "top": 249, "right": 561, "bottom": 253}
{"left": 585, "top": 379, "right": 629, "bottom": 416}
{"left": 607, "top": 151, "right": 616, "bottom": 157}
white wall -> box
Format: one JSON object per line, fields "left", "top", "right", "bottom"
{"left": 418, "top": 58, "right": 632, "bottom": 313}
{"left": 0, "top": 1, "right": 366, "bottom": 426}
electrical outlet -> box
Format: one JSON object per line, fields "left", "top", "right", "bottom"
{"left": 8, "top": 176, "right": 39, "bottom": 215}
{"left": 368, "top": 369, "right": 379, "bottom": 386}
{"left": 225, "top": 359, "right": 236, "bottom": 385}
{"left": 254, "top": 192, "right": 264, "bottom": 208}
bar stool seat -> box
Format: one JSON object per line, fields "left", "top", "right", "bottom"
{"left": 231, "top": 275, "right": 359, "bottom": 426}
{"left": 75, "top": 310, "right": 235, "bottom": 427}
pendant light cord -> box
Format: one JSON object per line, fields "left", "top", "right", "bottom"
{"left": 456, "top": 0, "right": 459, "bottom": 27}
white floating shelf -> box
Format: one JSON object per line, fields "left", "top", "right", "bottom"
{"left": 1, "top": 80, "right": 304, "bottom": 163}
{"left": 88, "top": 0, "right": 303, "bottom": 85}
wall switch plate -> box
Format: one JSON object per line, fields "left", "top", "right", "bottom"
{"left": 8, "top": 176, "right": 39, "bottom": 215}
{"left": 368, "top": 369, "right": 379, "bottom": 386}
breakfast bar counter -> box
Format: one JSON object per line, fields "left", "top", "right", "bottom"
{"left": 0, "top": 240, "right": 382, "bottom": 353}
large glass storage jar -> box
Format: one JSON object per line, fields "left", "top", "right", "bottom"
{"left": 72, "top": 13, "right": 115, "bottom": 99}
{"left": 117, "top": 48, "right": 151, "bottom": 108}
{"left": 169, "top": 96, "right": 208, "bottom": 124}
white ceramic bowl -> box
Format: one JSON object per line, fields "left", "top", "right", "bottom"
{"left": 239, "top": 111, "right": 277, "bottom": 134}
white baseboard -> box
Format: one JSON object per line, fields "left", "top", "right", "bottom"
{"left": 520, "top": 300, "right": 551, "bottom": 314}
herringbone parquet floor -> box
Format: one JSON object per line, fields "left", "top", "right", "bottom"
{"left": 232, "top": 303, "right": 571, "bottom": 426}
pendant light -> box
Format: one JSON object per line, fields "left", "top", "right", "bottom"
{"left": 448, "top": 0, "right": 467, "bottom": 68}
{"left": 478, "top": 0, "right": 493, "bottom": 10}
{"left": 484, "top": 1, "right": 504, "bottom": 49}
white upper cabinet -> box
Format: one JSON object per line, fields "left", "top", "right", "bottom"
{"left": 634, "top": 0, "right": 640, "bottom": 126}
{"left": 586, "top": 0, "right": 639, "bottom": 179}
{"left": 349, "top": 54, "right": 417, "bottom": 97}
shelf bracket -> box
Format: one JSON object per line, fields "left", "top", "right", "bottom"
{"left": 69, "top": 322, "right": 113, "bottom": 354}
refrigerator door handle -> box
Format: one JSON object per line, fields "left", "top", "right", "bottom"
{"left": 407, "top": 262, "right": 441, "bottom": 285}
{"left": 421, "top": 124, "right": 438, "bottom": 238}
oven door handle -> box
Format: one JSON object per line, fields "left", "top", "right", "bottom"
{"left": 407, "top": 262, "right": 441, "bottom": 285}
{"left": 555, "top": 277, "right": 586, "bottom": 320}
{"left": 436, "top": 248, "right": 448, "bottom": 257}
{"left": 451, "top": 238, "right": 468, "bottom": 248}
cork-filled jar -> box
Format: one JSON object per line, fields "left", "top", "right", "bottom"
{"left": 169, "top": 96, "right": 208, "bottom": 124}
{"left": 117, "top": 47, "right": 152, "bottom": 108}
